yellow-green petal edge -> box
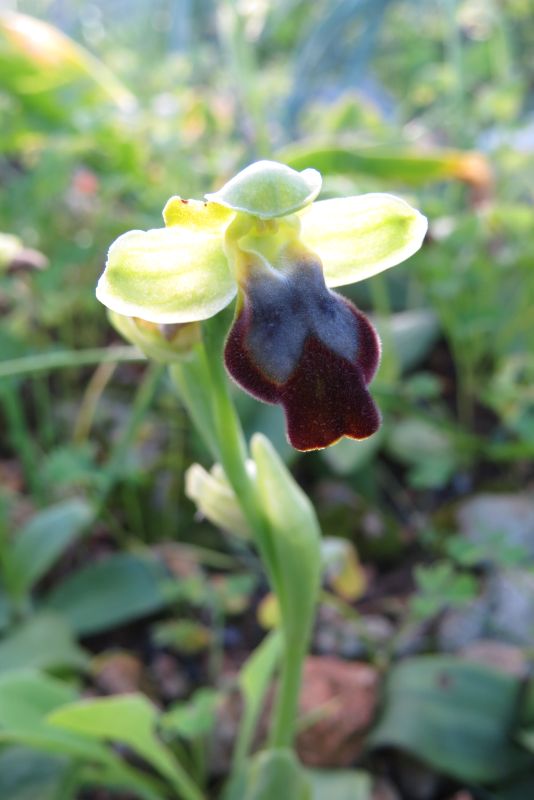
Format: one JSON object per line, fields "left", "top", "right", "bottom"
{"left": 299, "top": 193, "right": 428, "bottom": 287}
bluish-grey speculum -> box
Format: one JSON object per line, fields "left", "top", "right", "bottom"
{"left": 245, "top": 259, "right": 359, "bottom": 384}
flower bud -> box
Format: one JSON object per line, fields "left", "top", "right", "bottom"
{"left": 108, "top": 310, "right": 201, "bottom": 362}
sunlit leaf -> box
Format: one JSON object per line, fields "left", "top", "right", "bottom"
{"left": 0, "top": 11, "right": 134, "bottom": 109}
{"left": 48, "top": 695, "right": 203, "bottom": 800}
{"left": 281, "top": 142, "right": 491, "bottom": 188}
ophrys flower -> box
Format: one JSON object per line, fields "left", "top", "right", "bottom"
{"left": 97, "top": 161, "right": 427, "bottom": 450}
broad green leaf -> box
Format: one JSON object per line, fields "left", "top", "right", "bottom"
{"left": 7, "top": 498, "right": 93, "bottom": 598}
{"left": 307, "top": 769, "right": 372, "bottom": 800}
{"left": 206, "top": 160, "right": 321, "bottom": 219}
{"left": 233, "top": 630, "right": 283, "bottom": 767}
{"left": 251, "top": 435, "right": 322, "bottom": 653}
{"left": 281, "top": 143, "right": 491, "bottom": 188}
{"left": 0, "top": 673, "right": 165, "bottom": 800}
{"left": 369, "top": 656, "right": 528, "bottom": 783}
{"left": 492, "top": 774, "right": 534, "bottom": 800}
{"left": 299, "top": 193, "right": 427, "bottom": 287}
{"left": 0, "top": 747, "right": 71, "bottom": 800}
{"left": 43, "top": 553, "right": 175, "bottom": 636}
{"left": 0, "top": 613, "right": 88, "bottom": 673}
{"left": 97, "top": 201, "right": 236, "bottom": 325}
{"left": 0, "top": 726, "right": 110, "bottom": 766}
{"left": 0, "top": 670, "right": 76, "bottom": 729}
{"left": 161, "top": 688, "right": 219, "bottom": 740}
{"left": 48, "top": 695, "right": 204, "bottom": 800}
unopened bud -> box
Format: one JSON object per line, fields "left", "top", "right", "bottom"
{"left": 108, "top": 310, "right": 201, "bottom": 362}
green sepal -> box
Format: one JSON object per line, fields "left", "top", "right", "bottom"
{"left": 299, "top": 193, "right": 428, "bottom": 287}
{"left": 206, "top": 161, "right": 321, "bottom": 220}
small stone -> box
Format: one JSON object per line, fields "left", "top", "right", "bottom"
{"left": 437, "top": 597, "right": 489, "bottom": 651}
{"left": 297, "top": 656, "right": 379, "bottom": 767}
{"left": 488, "top": 569, "right": 534, "bottom": 645}
{"left": 150, "top": 653, "right": 190, "bottom": 701}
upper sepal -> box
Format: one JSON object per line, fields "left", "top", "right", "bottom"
{"left": 299, "top": 193, "right": 428, "bottom": 287}
{"left": 96, "top": 199, "right": 236, "bottom": 324}
{"left": 205, "top": 160, "right": 322, "bottom": 219}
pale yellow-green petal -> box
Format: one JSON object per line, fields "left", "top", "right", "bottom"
{"left": 299, "top": 193, "right": 428, "bottom": 287}
{"left": 96, "top": 216, "right": 236, "bottom": 324}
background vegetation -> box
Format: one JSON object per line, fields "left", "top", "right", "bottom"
{"left": 1, "top": 1, "right": 533, "bottom": 798}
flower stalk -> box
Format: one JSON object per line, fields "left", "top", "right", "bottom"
{"left": 171, "top": 312, "right": 312, "bottom": 752}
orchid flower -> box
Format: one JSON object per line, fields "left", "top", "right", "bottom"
{"left": 97, "top": 161, "right": 427, "bottom": 451}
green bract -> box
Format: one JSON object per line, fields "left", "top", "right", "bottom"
{"left": 97, "top": 160, "right": 427, "bottom": 326}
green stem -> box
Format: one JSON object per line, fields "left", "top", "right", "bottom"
{"left": 199, "top": 315, "right": 279, "bottom": 588}
{"left": 268, "top": 643, "right": 305, "bottom": 749}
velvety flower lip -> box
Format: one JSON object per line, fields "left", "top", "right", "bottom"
{"left": 224, "top": 254, "right": 381, "bottom": 451}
